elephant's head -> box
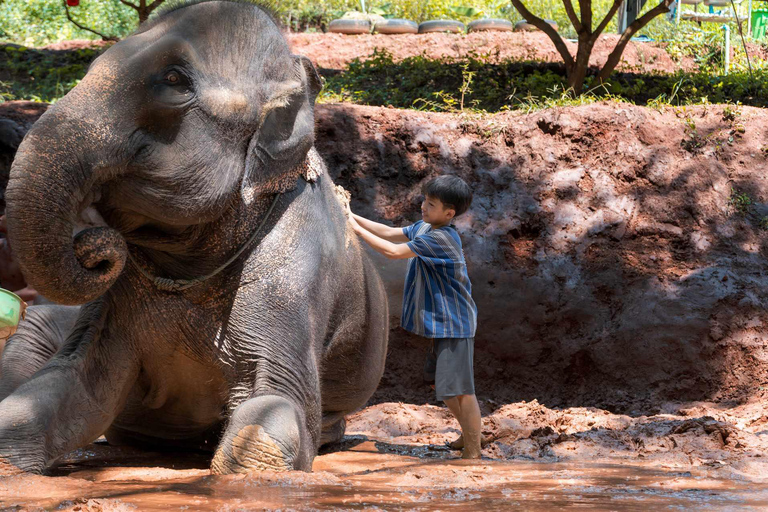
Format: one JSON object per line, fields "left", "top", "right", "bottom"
{"left": 6, "top": 0, "right": 321, "bottom": 304}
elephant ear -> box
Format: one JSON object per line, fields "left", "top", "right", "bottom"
{"left": 243, "top": 55, "right": 322, "bottom": 198}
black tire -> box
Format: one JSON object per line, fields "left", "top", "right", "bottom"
{"left": 418, "top": 20, "right": 466, "bottom": 34}
{"left": 514, "top": 19, "right": 558, "bottom": 32}
{"left": 467, "top": 19, "right": 514, "bottom": 32}
{"left": 374, "top": 19, "right": 418, "bottom": 34}
{"left": 328, "top": 19, "right": 371, "bottom": 35}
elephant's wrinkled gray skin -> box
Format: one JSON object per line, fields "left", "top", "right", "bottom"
{"left": 0, "top": 305, "right": 80, "bottom": 401}
{"left": 0, "top": 0, "right": 388, "bottom": 475}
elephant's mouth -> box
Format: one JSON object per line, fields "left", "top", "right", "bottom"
{"left": 68, "top": 195, "right": 128, "bottom": 281}
{"left": 73, "top": 205, "right": 109, "bottom": 237}
{"left": 80, "top": 188, "right": 200, "bottom": 253}
{"left": 106, "top": 210, "right": 202, "bottom": 253}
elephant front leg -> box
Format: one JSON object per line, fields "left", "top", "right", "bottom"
{"left": 0, "top": 305, "right": 80, "bottom": 401}
{"left": 212, "top": 394, "right": 318, "bottom": 474}
{"left": 0, "top": 300, "right": 137, "bottom": 475}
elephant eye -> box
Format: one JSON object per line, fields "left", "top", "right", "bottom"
{"left": 163, "top": 70, "right": 184, "bottom": 85}
{"left": 153, "top": 68, "right": 194, "bottom": 106}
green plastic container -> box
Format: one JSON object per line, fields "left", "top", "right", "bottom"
{"left": 0, "top": 288, "right": 24, "bottom": 340}
{"left": 751, "top": 9, "right": 768, "bottom": 40}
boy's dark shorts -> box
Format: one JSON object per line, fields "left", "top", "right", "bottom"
{"left": 423, "top": 337, "right": 475, "bottom": 401}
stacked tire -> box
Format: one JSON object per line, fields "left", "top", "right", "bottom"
{"left": 418, "top": 20, "right": 465, "bottom": 34}
{"left": 374, "top": 19, "right": 418, "bottom": 34}
{"left": 467, "top": 19, "right": 513, "bottom": 32}
{"left": 328, "top": 19, "right": 370, "bottom": 34}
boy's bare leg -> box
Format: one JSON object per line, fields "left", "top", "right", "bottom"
{"left": 444, "top": 394, "right": 482, "bottom": 459}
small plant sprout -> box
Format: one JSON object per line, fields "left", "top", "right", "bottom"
{"left": 729, "top": 189, "right": 753, "bottom": 216}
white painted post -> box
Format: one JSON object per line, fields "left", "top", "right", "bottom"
{"left": 676, "top": 0, "right": 683, "bottom": 24}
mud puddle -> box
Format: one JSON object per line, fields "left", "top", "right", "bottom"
{"left": 2, "top": 437, "right": 768, "bottom": 511}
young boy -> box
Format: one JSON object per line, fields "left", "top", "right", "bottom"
{"left": 347, "top": 175, "right": 482, "bottom": 459}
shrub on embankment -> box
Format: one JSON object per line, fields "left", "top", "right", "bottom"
{"left": 322, "top": 50, "right": 768, "bottom": 111}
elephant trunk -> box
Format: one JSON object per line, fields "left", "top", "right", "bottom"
{"left": 5, "top": 102, "right": 128, "bottom": 305}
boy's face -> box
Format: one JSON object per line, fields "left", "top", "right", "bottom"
{"left": 421, "top": 195, "right": 455, "bottom": 227}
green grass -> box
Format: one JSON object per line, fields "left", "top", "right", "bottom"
{"left": 0, "top": 44, "right": 100, "bottom": 103}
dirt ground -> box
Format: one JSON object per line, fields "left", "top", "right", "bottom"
{"left": 288, "top": 31, "right": 698, "bottom": 73}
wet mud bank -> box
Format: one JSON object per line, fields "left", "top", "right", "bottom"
{"left": 2, "top": 428, "right": 768, "bottom": 511}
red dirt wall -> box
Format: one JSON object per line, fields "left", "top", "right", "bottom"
{"left": 313, "top": 102, "right": 768, "bottom": 412}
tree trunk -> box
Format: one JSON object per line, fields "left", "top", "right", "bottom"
{"left": 568, "top": 38, "right": 594, "bottom": 93}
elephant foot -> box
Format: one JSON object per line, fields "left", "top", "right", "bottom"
{"left": 211, "top": 395, "right": 314, "bottom": 474}
{"left": 319, "top": 415, "right": 346, "bottom": 446}
{"left": 212, "top": 424, "right": 290, "bottom": 473}
{"left": 0, "top": 396, "right": 48, "bottom": 475}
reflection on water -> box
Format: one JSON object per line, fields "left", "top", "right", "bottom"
{"left": 1, "top": 438, "right": 767, "bottom": 511}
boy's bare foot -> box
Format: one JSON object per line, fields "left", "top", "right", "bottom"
{"left": 447, "top": 434, "right": 490, "bottom": 450}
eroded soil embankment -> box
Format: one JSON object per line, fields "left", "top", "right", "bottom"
{"left": 313, "top": 102, "right": 768, "bottom": 411}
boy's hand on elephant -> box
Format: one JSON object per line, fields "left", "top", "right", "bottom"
{"left": 347, "top": 213, "right": 363, "bottom": 234}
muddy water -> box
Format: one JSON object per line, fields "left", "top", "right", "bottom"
{"left": 2, "top": 438, "right": 768, "bottom": 511}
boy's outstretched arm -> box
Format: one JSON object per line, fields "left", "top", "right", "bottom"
{"left": 345, "top": 202, "right": 408, "bottom": 243}
{"left": 349, "top": 216, "right": 415, "bottom": 259}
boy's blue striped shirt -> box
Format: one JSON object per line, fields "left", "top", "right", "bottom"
{"left": 401, "top": 220, "right": 477, "bottom": 338}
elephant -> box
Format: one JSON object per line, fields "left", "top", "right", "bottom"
{"left": 0, "top": 0, "right": 388, "bottom": 475}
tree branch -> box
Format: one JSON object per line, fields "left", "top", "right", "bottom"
{"left": 147, "top": 0, "right": 165, "bottom": 13}
{"left": 563, "top": 0, "right": 583, "bottom": 33}
{"left": 509, "top": 0, "right": 575, "bottom": 70}
{"left": 63, "top": 0, "right": 119, "bottom": 42}
{"left": 117, "top": 0, "right": 139, "bottom": 9}
{"left": 579, "top": 0, "right": 593, "bottom": 33}
{"left": 593, "top": 0, "right": 624, "bottom": 40}
{"left": 596, "top": 0, "right": 675, "bottom": 82}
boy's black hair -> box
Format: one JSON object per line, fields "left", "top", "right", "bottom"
{"left": 421, "top": 175, "right": 472, "bottom": 216}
